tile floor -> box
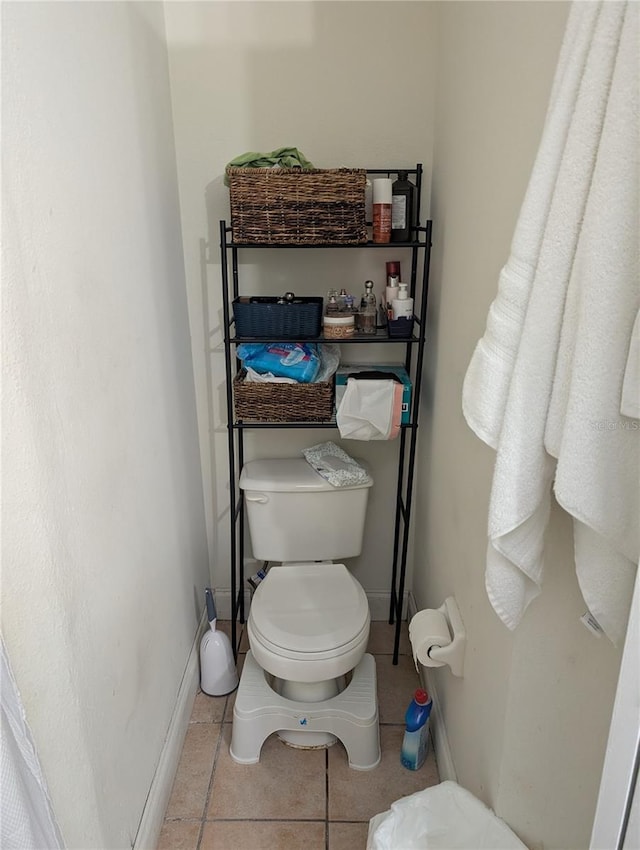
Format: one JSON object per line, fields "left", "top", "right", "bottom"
{"left": 157, "top": 620, "right": 439, "bottom": 850}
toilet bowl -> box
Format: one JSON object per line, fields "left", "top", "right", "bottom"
{"left": 247, "top": 563, "right": 371, "bottom": 747}
{"left": 230, "top": 458, "right": 380, "bottom": 768}
{"left": 248, "top": 563, "right": 370, "bottom": 685}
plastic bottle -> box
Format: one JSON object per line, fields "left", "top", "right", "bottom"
{"left": 391, "top": 171, "right": 416, "bottom": 243}
{"left": 385, "top": 279, "right": 399, "bottom": 320}
{"left": 401, "top": 688, "right": 432, "bottom": 770}
{"left": 392, "top": 282, "right": 414, "bottom": 320}
{"left": 372, "top": 179, "right": 392, "bottom": 243}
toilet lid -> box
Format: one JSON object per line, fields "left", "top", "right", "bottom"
{"left": 250, "top": 563, "right": 369, "bottom": 654}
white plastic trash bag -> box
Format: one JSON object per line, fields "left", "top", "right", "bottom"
{"left": 367, "top": 781, "right": 528, "bottom": 850}
{"left": 336, "top": 378, "right": 396, "bottom": 440}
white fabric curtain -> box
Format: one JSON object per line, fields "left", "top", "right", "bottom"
{"left": 1, "top": 637, "right": 64, "bottom": 849}
{"left": 463, "top": 0, "right": 639, "bottom": 645}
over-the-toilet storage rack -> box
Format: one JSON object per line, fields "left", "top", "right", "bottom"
{"left": 209, "top": 164, "right": 433, "bottom": 665}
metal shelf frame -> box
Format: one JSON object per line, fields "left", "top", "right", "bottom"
{"left": 214, "top": 164, "right": 433, "bottom": 664}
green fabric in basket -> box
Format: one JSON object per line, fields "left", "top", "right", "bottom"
{"left": 224, "top": 147, "right": 314, "bottom": 184}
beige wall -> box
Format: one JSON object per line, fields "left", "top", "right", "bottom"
{"left": 414, "top": 3, "right": 625, "bottom": 848}
{"left": 2, "top": 3, "right": 208, "bottom": 846}
{"left": 164, "top": 1, "right": 437, "bottom": 612}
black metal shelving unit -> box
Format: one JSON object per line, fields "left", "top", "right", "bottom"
{"left": 214, "top": 164, "right": 433, "bottom": 665}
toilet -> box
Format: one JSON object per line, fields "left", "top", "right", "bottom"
{"left": 230, "top": 457, "right": 380, "bottom": 770}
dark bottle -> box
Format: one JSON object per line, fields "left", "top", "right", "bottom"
{"left": 391, "top": 171, "right": 415, "bottom": 243}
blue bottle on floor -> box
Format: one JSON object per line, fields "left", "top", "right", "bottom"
{"left": 401, "top": 689, "right": 432, "bottom": 770}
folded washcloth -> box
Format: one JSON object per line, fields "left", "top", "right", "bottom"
{"left": 302, "top": 442, "right": 372, "bottom": 488}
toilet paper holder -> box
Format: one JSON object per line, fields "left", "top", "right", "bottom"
{"left": 410, "top": 597, "right": 467, "bottom": 677}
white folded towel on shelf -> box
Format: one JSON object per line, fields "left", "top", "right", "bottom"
{"left": 463, "top": 0, "right": 639, "bottom": 644}
{"left": 301, "top": 441, "right": 371, "bottom": 488}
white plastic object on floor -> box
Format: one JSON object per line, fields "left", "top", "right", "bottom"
{"left": 200, "top": 588, "right": 239, "bottom": 696}
{"left": 367, "top": 780, "right": 529, "bottom": 849}
{"left": 230, "top": 650, "right": 380, "bottom": 771}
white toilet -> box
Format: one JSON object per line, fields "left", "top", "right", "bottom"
{"left": 230, "top": 457, "right": 381, "bottom": 770}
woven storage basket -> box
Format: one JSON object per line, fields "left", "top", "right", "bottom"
{"left": 233, "top": 369, "right": 334, "bottom": 422}
{"left": 227, "top": 167, "right": 367, "bottom": 245}
{"left": 233, "top": 297, "right": 323, "bottom": 339}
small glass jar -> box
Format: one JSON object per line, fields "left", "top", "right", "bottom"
{"left": 356, "top": 280, "right": 377, "bottom": 335}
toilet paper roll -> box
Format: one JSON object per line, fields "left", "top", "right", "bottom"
{"left": 409, "top": 609, "right": 452, "bottom": 669}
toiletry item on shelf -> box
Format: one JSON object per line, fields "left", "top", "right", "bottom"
{"left": 323, "top": 314, "right": 355, "bottom": 339}
{"left": 401, "top": 689, "right": 432, "bottom": 771}
{"left": 326, "top": 288, "right": 340, "bottom": 314}
{"left": 392, "top": 282, "right": 414, "bottom": 320}
{"left": 385, "top": 261, "right": 402, "bottom": 320}
{"left": 236, "top": 342, "right": 321, "bottom": 383}
{"left": 372, "top": 179, "right": 393, "bottom": 243}
{"left": 386, "top": 261, "right": 402, "bottom": 283}
{"left": 386, "top": 281, "right": 400, "bottom": 320}
{"left": 356, "top": 280, "right": 377, "bottom": 334}
{"left": 391, "top": 171, "right": 416, "bottom": 243}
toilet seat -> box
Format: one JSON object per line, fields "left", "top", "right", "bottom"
{"left": 248, "top": 563, "right": 370, "bottom": 682}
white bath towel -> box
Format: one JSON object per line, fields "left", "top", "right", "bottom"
{"left": 463, "top": 1, "right": 639, "bottom": 644}
{"left": 621, "top": 310, "right": 640, "bottom": 420}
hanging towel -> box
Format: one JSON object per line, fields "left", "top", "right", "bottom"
{"left": 462, "top": 0, "right": 639, "bottom": 644}
{"left": 1, "top": 638, "right": 64, "bottom": 849}
{"left": 621, "top": 310, "right": 640, "bottom": 420}
{"left": 336, "top": 378, "right": 398, "bottom": 441}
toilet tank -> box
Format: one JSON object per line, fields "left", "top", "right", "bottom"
{"left": 239, "top": 458, "right": 373, "bottom": 562}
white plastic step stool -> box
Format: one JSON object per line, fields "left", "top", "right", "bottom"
{"left": 230, "top": 651, "right": 380, "bottom": 770}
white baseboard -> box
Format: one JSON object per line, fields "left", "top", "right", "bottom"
{"left": 133, "top": 612, "right": 207, "bottom": 850}
{"left": 407, "top": 594, "right": 457, "bottom": 783}
{"left": 214, "top": 588, "right": 252, "bottom": 621}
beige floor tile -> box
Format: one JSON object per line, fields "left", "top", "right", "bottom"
{"left": 328, "top": 725, "right": 439, "bottom": 822}
{"left": 222, "top": 653, "right": 245, "bottom": 722}
{"left": 222, "top": 611, "right": 249, "bottom": 652}
{"left": 200, "top": 820, "right": 325, "bottom": 850}
{"left": 215, "top": 620, "right": 232, "bottom": 638}
{"left": 238, "top": 624, "right": 250, "bottom": 653}
{"left": 375, "top": 653, "right": 423, "bottom": 724}
{"left": 367, "top": 620, "right": 411, "bottom": 656}
{"left": 208, "top": 726, "right": 326, "bottom": 820}
{"left": 191, "top": 689, "right": 227, "bottom": 724}
{"left": 165, "top": 723, "right": 220, "bottom": 819}
{"left": 328, "top": 821, "right": 370, "bottom": 850}
{"left": 156, "top": 819, "right": 201, "bottom": 850}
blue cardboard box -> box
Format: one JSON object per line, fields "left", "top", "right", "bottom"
{"left": 335, "top": 363, "right": 412, "bottom": 424}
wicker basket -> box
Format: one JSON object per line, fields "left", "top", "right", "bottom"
{"left": 226, "top": 167, "right": 367, "bottom": 246}
{"left": 233, "top": 297, "right": 323, "bottom": 339}
{"left": 233, "top": 369, "right": 334, "bottom": 422}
